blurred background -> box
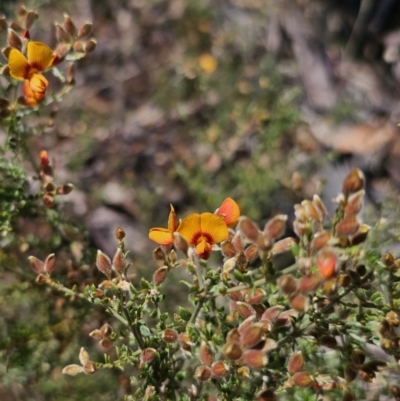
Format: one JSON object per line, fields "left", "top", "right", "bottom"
{"left": 1, "top": 0, "right": 400, "bottom": 399}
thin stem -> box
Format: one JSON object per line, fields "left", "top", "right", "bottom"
{"left": 225, "top": 262, "right": 299, "bottom": 294}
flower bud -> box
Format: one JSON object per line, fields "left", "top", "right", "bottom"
{"left": 344, "top": 190, "right": 364, "bottom": 216}
{"left": 345, "top": 364, "right": 358, "bottom": 383}
{"left": 263, "top": 214, "right": 287, "bottom": 240}
{"left": 287, "top": 351, "right": 304, "bottom": 375}
{"left": 293, "top": 372, "right": 313, "bottom": 387}
{"left": 261, "top": 305, "right": 285, "bottom": 324}
{"left": 237, "top": 366, "right": 250, "bottom": 378}
{"left": 243, "top": 288, "right": 265, "bottom": 305}
{"left": 336, "top": 215, "right": 360, "bottom": 237}
{"left": 278, "top": 274, "right": 297, "bottom": 295}
{"left": 100, "top": 323, "right": 113, "bottom": 338}
{"left": 290, "top": 293, "right": 309, "bottom": 312}
{"left": 44, "top": 253, "right": 56, "bottom": 275}
{"left": 63, "top": 14, "right": 77, "bottom": 36}
{"left": 310, "top": 231, "right": 331, "bottom": 253}
{"left": 301, "top": 200, "right": 320, "bottom": 222}
{"left": 342, "top": 168, "right": 364, "bottom": 195}
{"left": 211, "top": 361, "right": 229, "bottom": 378}
{"left": 28, "top": 256, "right": 44, "bottom": 274}
{"left": 238, "top": 216, "right": 260, "bottom": 242}
{"left": 194, "top": 365, "right": 212, "bottom": 381}
{"left": 85, "top": 39, "right": 97, "bottom": 53}
{"left": 223, "top": 342, "right": 242, "bottom": 360}
{"left": 241, "top": 349, "right": 268, "bottom": 369}
{"left": 0, "top": 16, "right": 7, "bottom": 32}
{"left": 56, "top": 183, "right": 74, "bottom": 195}
{"left": 236, "top": 302, "right": 256, "bottom": 319}
{"left": 297, "top": 273, "right": 322, "bottom": 294}
{"left": 89, "top": 329, "right": 102, "bottom": 340}
{"left": 140, "top": 348, "right": 156, "bottom": 364}
{"left": 36, "top": 273, "right": 48, "bottom": 285}
{"left": 73, "top": 41, "right": 85, "bottom": 52}
{"left": 83, "top": 361, "right": 96, "bottom": 375}
{"left": 96, "top": 250, "right": 112, "bottom": 276}
{"left": 271, "top": 237, "right": 296, "bottom": 255}
{"left": 78, "top": 22, "right": 93, "bottom": 39}
{"left": 153, "top": 266, "right": 168, "bottom": 285}
{"left": 62, "top": 364, "right": 84, "bottom": 376}
{"left": 240, "top": 323, "right": 264, "bottom": 349}
{"left": 162, "top": 328, "right": 178, "bottom": 343}
{"left": 7, "top": 29, "right": 22, "bottom": 49}
{"left": 231, "top": 232, "right": 244, "bottom": 252}
{"left": 312, "top": 194, "right": 328, "bottom": 220}
{"left": 25, "top": 10, "right": 39, "bottom": 29}
{"left": 56, "top": 23, "right": 71, "bottom": 42}
{"left": 112, "top": 248, "right": 125, "bottom": 274}
{"left": 99, "top": 338, "right": 113, "bottom": 348}
{"left": 199, "top": 341, "right": 213, "bottom": 366}
{"left": 222, "top": 240, "right": 236, "bottom": 258}
{"left": 244, "top": 243, "right": 259, "bottom": 263}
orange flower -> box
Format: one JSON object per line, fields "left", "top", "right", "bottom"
{"left": 215, "top": 197, "right": 240, "bottom": 228}
{"left": 8, "top": 41, "right": 54, "bottom": 105}
{"left": 149, "top": 205, "right": 178, "bottom": 246}
{"left": 177, "top": 212, "right": 228, "bottom": 260}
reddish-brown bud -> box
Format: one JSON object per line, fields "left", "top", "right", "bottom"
{"left": 263, "top": 214, "right": 287, "bottom": 240}
{"left": 287, "top": 351, "right": 304, "bottom": 375}
{"left": 63, "top": 14, "right": 77, "bottom": 36}
{"left": 99, "top": 338, "right": 113, "bottom": 348}
{"left": 85, "top": 39, "right": 97, "bottom": 53}
{"left": 272, "top": 237, "right": 296, "bottom": 255}
{"left": 194, "top": 365, "right": 212, "bottom": 381}
{"left": 342, "top": 168, "right": 364, "bottom": 194}
{"left": 78, "top": 23, "right": 93, "bottom": 39}
{"left": 231, "top": 232, "right": 244, "bottom": 252}
{"left": 211, "top": 361, "right": 229, "bottom": 378}
{"left": 56, "top": 183, "right": 74, "bottom": 195}
{"left": 244, "top": 244, "right": 259, "bottom": 263}
{"left": 96, "top": 250, "right": 112, "bottom": 276}
{"left": 261, "top": 305, "right": 285, "bottom": 324}
{"left": 293, "top": 372, "right": 313, "bottom": 387}
{"left": 241, "top": 349, "right": 268, "bottom": 369}
{"left": 278, "top": 274, "right": 297, "bottom": 295}
{"left": 312, "top": 194, "right": 328, "bottom": 220}
{"left": 222, "top": 240, "right": 236, "bottom": 258}
{"left": 236, "top": 302, "right": 257, "bottom": 319}
{"left": 199, "top": 341, "right": 213, "bottom": 366}
{"left": 290, "top": 293, "right": 309, "bottom": 312}
{"left": 336, "top": 215, "right": 360, "bottom": 237}
{"left": 83, "top": 361, "right": 96, "bottom": 375}
{"left": 311, "top": 231, "right": 331, "bottom": 253}
{"left": 153, "top": 266, "right": 168, "bottom": 285}
{"left": 344, "top": 190, "right": 364, "bottom": 216}
{"left": 112, "top": 248, "right": 125, "bottom": 274}
{"left": 222, "top": 342, "right": 242, "bottom": 360}
{"left": 240, "top": 324, "right": 264, "bottom": 349}
{"left": 140, "top": 348, "right": 156, "bottom": 364}
{"left": 28, "top": 256, "right": 44, "bottom": 274}
{"left": 100, "top": 323, "right": 113, "bottom": 338}
{"left": 7, "top": 29, "right": 22, "bottom": 49}
{"left": 162, "top": 328, "right": 178, "bottom": 343}
{"left": 56, "top": 23, "right": 70, "bottom": 42}
{"left": 25, "top": 10, "right": 38, "bottom": 29}
{"left": 243, "top": 288, "right": 265, "bottom": 305}
{"left": 297, "top": 273, "right": 322, "bottom": 294}
{"left": 43, "top": 253, "right": 56, "bottom": 275}
{"left": 238, "top": 216, "right": 260, "bottom": 242}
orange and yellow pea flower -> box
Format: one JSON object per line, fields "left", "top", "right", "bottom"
{"left": 149, "top": 205, "right": 178, "bottom": 246}
{"left": 176, "top": 212, "right": 228, "bottom": 260}
{"left": 215, "top": 197, "right": 240, "bottom": 228}
{"left": 8, "top": 41, "right": 55, "bottom": 106}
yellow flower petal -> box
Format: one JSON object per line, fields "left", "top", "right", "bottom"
{"left": 27, "top": 41, "right": 54, "bottom": 71}
{"left": 29, "top": 73, "right": 48, "bottom": 94}
{"left": 200, "top": 212, "right": 228, "bottom": 244}
{"left": 176, "top": 213, "right": 201, "bottom": 246}
{"left": 168, "top": 204, "right": 178, "bottom": 232}
{"left": 216, "top": 198, "right": 240, "bottom": 228}
{"left": 149, "top": 227, "right": 174, "bottom": 245}
{"left": 8, "top": 48, "right": 30, "bottom": 79}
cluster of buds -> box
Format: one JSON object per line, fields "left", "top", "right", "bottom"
{"left": 344, "top": 349, "right": 386, "bottom": 384}
{"left": 235, "top": 214, "right": 289, "bottom": 260}
{"left": 222, "top": 314, "right": 278, "bottom": 370}
{"left": 380, "top": 310, "right": 400, "bottom": 356}
{"left": 194, "top": 341, "right": 229, "bottom": 381}
{"left": 1, "top": 5, "right": 39, "bottom": 43}
{"left": 89, "top": 323, "right": 114, "bottom": 348}
{"left": 39, "top": 150, "right": 74, "bottom": 207}
{"left": 55, "top": 14, "right": 96, "bottom": 62}
{"left": 62, "top": 347, "right": 96, "bottom": 376}
{"left": 28, "top": 253, "right": 55, "bottom": 284}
